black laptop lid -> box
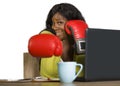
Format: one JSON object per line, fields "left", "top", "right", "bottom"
{"left": 85, "top": 28, "right": 120, "bottom": 81}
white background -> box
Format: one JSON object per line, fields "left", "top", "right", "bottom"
{"left": 0, "top": 0, "right": 120, "bottom": 79}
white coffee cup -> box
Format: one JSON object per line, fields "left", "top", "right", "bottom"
{"left": 58, "top": 62, "right": 83, "bottom": 83}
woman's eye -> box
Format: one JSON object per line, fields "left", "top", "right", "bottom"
{"left": 57, "top": 21, "right": 63, "bottom": 24}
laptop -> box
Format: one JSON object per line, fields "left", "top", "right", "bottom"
{"left": 77, "top": 28, "right": 120, "bottom": 81}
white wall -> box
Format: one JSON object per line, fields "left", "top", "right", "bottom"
{"left": 0, "top": 0, "right": 120, "bottom": 79}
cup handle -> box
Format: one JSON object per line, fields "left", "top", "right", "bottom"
{"left": 73, "top": 63, "right": 83, "bottom": 80}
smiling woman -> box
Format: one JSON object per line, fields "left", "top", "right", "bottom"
{"left": 28, "top": 3, "right": 87, "bottom": 78}
{"left": 28, "top": 2, "right": 88, "bottom": 79}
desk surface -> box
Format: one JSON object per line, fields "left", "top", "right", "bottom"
{"left": 0, "top": 81, "right": 120, "bottom": 86}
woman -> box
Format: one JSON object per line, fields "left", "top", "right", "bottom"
{"left": 39, "top": 3, "right": 87, "bottom": 79}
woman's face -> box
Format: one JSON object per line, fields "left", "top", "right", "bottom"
{"left": 52, "top": 12, "right": 68, "bottom": 40}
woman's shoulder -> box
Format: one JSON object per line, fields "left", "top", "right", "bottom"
{"left": 40, "top": 30, "right": 53, "bottom": 34}
{"left": 40, "top": 29, "right": 55, "bottom": 34}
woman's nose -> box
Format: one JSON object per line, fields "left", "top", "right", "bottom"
{"left": 53, "top": 24, "right": 59, "bottom": 30}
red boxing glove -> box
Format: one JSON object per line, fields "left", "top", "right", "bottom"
{"left": 28, "top": 34, "right": 63, "bottom": 57}
{"left": 65, "top": 20, "right": 88, "bottom": 54}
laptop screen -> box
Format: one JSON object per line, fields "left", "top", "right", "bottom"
{"left": 85, "top": 28, "right": 120, "bottom": 81}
